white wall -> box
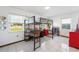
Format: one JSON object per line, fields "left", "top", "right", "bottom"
{"left": 0, "top": 7, "right": 41, "bottom": 46}
{"left": 53, "top": 12, "right": 79, "bottom": 37}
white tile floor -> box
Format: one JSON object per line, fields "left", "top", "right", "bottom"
{"left": 36, "top": 36, "right": 79, "bottom": 52}
{"left": 0, "top": 36, "right": 79, "bottom": 52}
{"left": 0, "top": 41, "right": 34, "bottom": 52}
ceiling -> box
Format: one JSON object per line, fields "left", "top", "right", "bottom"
{"left": 12, "top": 6, "right": 79, "bottom": 16}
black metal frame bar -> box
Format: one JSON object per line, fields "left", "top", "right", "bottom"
{"left": 33, "top": 16, "right": 41, "bottom": 51}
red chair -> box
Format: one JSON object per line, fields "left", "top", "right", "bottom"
{"left": 43, "top": 29, "right": 49, "bottom": 36}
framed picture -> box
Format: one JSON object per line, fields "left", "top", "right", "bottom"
{"left": 62, "top": 18, "right": 71, "bottom": 29}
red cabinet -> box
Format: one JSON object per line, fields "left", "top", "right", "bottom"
{"left": 69, "top": 32, "right": 79, "bottom": 48}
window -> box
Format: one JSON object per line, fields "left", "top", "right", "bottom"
{"left": 8, "top": 14, "right": 26, "bottom": 32}
{"left": 62, "top": 18, "right": 71, "bottom": 29}
{"left": 9, "top": 14, "right": 25, "bottom": 23}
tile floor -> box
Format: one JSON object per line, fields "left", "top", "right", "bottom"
{"left": 0, "top": 41, "right": 34, "bottom": 52}
{"left": 36, "top": 36, "right": 79, "bottom": 52}
{"left": 0, "top": 36, "right": 79, "bottom": 52}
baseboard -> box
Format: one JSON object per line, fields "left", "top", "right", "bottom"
{"left": 60, "top": 35, "right": 69, "bottom": 38}
{"left": 0, "top": 40, "right": 24, "bottom": 47}
{"left": 69, "top": 46, "right": 79, "bottom": 49}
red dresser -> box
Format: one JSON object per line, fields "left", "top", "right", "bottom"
{"left": 69, "top": 32, "right": 79, "bottom": 48}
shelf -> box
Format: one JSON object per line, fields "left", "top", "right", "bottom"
{"left": 40, "top": 23, "right": 48, "bottom": 24}
{"left": 25, "top": 22, "right": 41, "bottom": 25}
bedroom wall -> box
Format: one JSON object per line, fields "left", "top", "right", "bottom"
{"left": 53, "top": 11, "right": 79, "bottom": 37}
{"left": 0, "top": 6, "right": 41, "bottom": 46}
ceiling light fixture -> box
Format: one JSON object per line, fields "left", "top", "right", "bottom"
{"left": 45, "top": 6, "right": 51, "bottom": 10}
